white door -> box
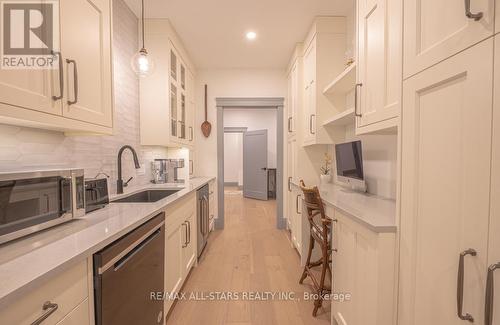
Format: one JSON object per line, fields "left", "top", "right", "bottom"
{"left": 357, "top": 0, "right": 401, "bottom": 129}
{"left": 243, "top": 130, "right": 268, "bottom": 200}
{"left": 486, "top": 34, "right": 500, "bottom": 325}
{"left": 60, "top": 0, "right": 112, "bottom": 127}
{"left": 404, "top": 0, "right": 493, "bottom": 78}
{"left": 399, "top": 39, "right": 493, "bottom": 325}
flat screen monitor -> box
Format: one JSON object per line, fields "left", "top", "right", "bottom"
{"left": 335, "top": 140, "right": 364, "bottom": 181}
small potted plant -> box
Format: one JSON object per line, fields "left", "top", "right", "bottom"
{"left": 320, "top": 152, "right": 333, "bottom": 184}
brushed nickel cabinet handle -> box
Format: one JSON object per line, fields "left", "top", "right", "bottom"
{"left": 186, "top": 220, "right": 191, "bottom": 244}
{"left": 288, "top": 117, "right": 293, "bottom": 133}
{"left": 288, "top": 177, "right": 292, "bottom": 192}
{"left": 66, "top": 59, "right": 78, "bottom": 105}
{"left": 31, "top": 301, "right": 58, "bottom": 325}
{"left": 182, "top": 222, "right": 188, "bottom": 248}
{"left": 296, "top": 194, "right": 301, "bottom": 214}
{"left": 51, "top": 52, "right": 63, "bottom": 100}
{"left": 485, "top": 262, "right": 500, "bottom": 325}
{"left": 355, "top": 83, "right": 363, "bottom": 117}
{"left": 464, "top": 0, "right": 483, "bottom": 20}
{"left": 309, "top": 114, "right": 315, "bottom": 134}
{"left": 457, "top": 249, "right": 477, "bottom": 322}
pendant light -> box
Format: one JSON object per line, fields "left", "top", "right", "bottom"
{"left": 131, "top": 0, "right": 154, "bottom": 77}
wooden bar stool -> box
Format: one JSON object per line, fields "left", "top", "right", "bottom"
{"left": 298, "top": 180, "right": 333, "bottom": 317}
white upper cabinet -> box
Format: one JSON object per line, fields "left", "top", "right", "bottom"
{"left": 404, "top": 0, "right": 493, "bottom": 78}
{"left": 286, "top": 49, "right": 301, "bottom": 140}
{"left": 139, "top": 20, "right": 196, "bottom": 148}
{"left": 187, "top": 68, "right": 195, "bottom": 146}
{"left": 0, "top": 0, "right": 113, "bottom": 134}
{"left": 399, "top": 39, "right": 493, "bottom": 325}
{"left": 302, "top": 17, "right": 347, "bottom": 146}
{"left": 0, "top": 65, "right": 62, "bottom": 116}
{"left": 60, "top": 0, "right": 113, "bottom": 128}
{"left": 356, "top": 0, "right": 402, "bottom": 134}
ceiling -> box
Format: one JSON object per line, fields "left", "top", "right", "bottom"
{"left": 123, "top": 0, "right": 353, "bottom": 69}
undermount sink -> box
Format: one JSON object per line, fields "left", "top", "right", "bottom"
{"left": 112, "top": 189, "right": 181, "bottom": 203}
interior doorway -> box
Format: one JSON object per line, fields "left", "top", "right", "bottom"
{"left": 223, "top": 127, "right": 246, "bottom": 191}
{"left": 216, "top": 98, "right": 285, "bottom": 230}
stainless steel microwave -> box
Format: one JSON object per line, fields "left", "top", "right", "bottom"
{"left": 0, "top": 169, "right": 85, "bottom": 245}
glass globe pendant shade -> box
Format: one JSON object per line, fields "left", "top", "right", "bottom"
{"left": 131, "top": 48, "right": 154, "bottom": 77}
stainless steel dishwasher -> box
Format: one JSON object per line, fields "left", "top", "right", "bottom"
{"left": 93, "top": 213, "right": 165, "bottom": 325}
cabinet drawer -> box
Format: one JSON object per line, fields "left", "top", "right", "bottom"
{"left": 0, "top": 260, "right": 88, "bottom": 325}
{"left": 165, "top": 192, "right": 196, "bottom": 226}
{"left": 55, "top": 298, "right": 90, "bottom": 325}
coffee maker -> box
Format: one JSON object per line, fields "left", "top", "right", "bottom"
{"left": 151, "top": 159, "right": 185, "bottom": 184}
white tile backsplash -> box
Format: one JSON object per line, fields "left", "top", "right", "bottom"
{"left": 0, "top": 0, "right": 169, "bottom": 194}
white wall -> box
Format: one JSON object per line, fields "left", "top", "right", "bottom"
{"left": 223, "top": 133, "right": 243, "bottom": 184}
{"left": 332, "top": 125, "right": 398, "bottom": 199}
{"left": 224, "top": 109, "right": 277, "bottom": 168}
{"left": 194, "top": 69, "right": 286, "bottom": 177}
{"left": 0, "top": 0, "right": 175, "bottom": 194}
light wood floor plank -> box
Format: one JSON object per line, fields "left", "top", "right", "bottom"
{"left": 167, "top": 189, "right": 330, "bottom": 324}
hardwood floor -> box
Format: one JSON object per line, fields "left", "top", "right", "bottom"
{"left": 167, "top": 188, "right": 331, "bottom": 325}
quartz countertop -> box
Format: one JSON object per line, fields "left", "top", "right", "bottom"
{"left": 292, "top": 181, "right": 397, "bottom": 233}
{"left": 0, "top": 177, "right": 215, "bottom": 305}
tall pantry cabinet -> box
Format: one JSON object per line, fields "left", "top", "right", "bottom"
{"left": 285, "top": 44, "right": 302, "bottom": 250}
{"left": 399, "top": 2, "right": 500, "bottom": 324}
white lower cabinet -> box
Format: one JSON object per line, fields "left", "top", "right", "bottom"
{"left": 181, "top": 205, "right": 197, "bottom": 276}
{"left": 164, "top": 219, "right": 184, "bottom": 313}
{"left": 288, "top": 186, "right": 302, "bottom": 253}
{"left": 399, "top": 39, "right": 493, "bottom": 325}
{"left": 164, "top": 192, "right": 197, "bottom": 315}
{"left": 330, "top": 208, "right": 396, "bottom": 325}
{"left": 0, "top": 260, "right": 89, "bottom": 325}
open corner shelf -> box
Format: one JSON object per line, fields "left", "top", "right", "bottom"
{"left": 323, "top": 63, "right": 356, "bottom": 96}
{"left": 323, "top": 107, "right": 355, "bottom": 127}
